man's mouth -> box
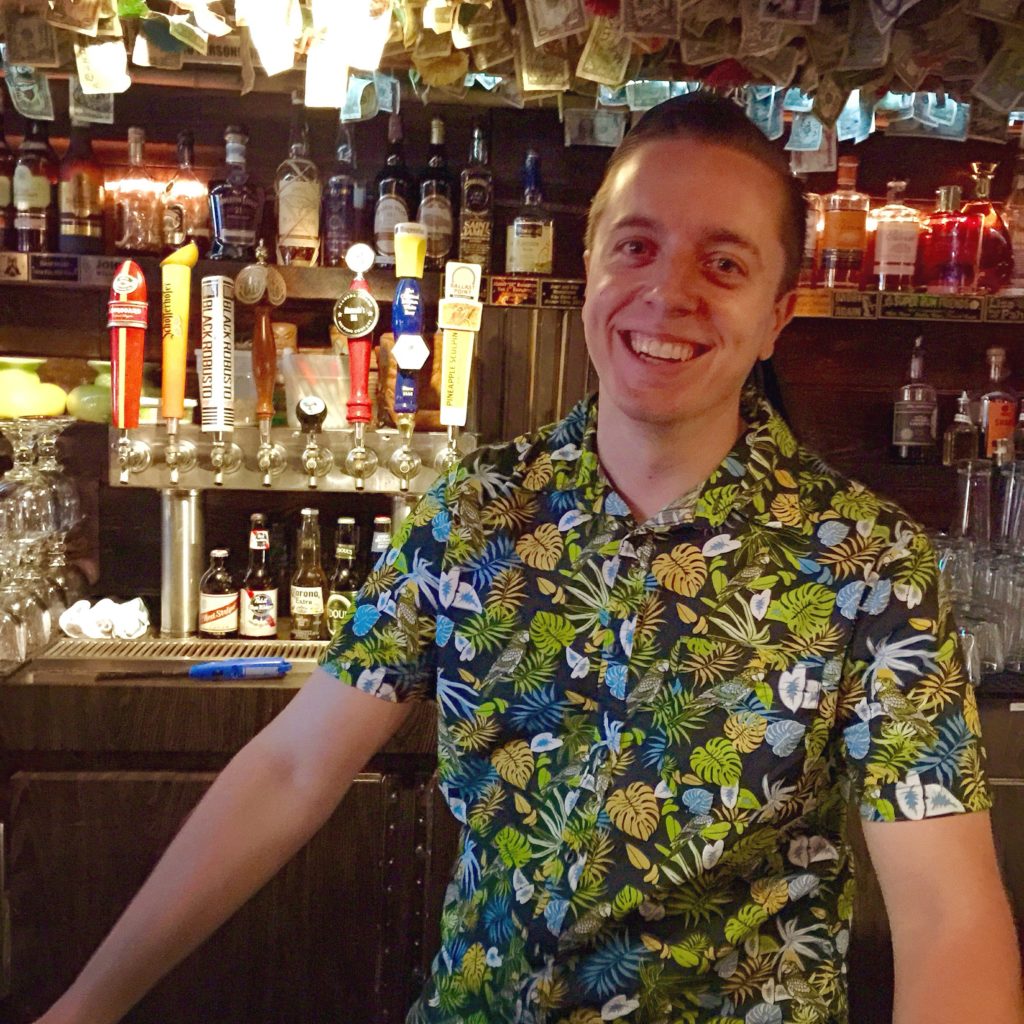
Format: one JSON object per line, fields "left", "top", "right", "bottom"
{"left": 621, "top": 330, "right": 711, "bottom": 363}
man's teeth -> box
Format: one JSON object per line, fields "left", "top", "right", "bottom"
{"left": 627, "top": 331, "right": 703, "bottom": 362}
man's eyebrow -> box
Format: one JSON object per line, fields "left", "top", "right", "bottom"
{"left": 703, "top": 229, "right": 764, "bottom": 263}
{"left": 605, "top": 215, "right": 660, "bottom": 234}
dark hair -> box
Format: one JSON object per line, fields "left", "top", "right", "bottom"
{"left": 585, "top": 90, "right": 806, "bottom": 296}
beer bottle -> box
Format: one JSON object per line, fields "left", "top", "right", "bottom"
{"left": 290, "top": 508, "right": 328, "bottom": 640}
{"left": 369, "top": 514, "right": 392, "bottom": 572}
{"left": 198, "top": 548, "right": 238, "bottom": 638}
{"left": 325, "top": 516, "right": 359, "bottom": 641}
{"left": 240, "top": 512, "right": 278, "bottom": 639}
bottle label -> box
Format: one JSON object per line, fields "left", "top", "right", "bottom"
{"left": 892, "top": 400, "right": 937, "bottom": 447}
{"left": 374, "top": 194, "right": 408, "bottom": 258}
{"left": 290, "top": 584, "right": 324, "bottom": 615}
{"left": 59, "top": 176, "right": 104, "bottom": 237}
{"left": 278, "top": 178, "right": 321, "bottom": 248}
{"left": 323, "top": 184, "right": 356, "bottom": 261}
{"left": 163, "top": 201, "right": 187, "bottom": 246}
{"left": 326, "top": 590, "right": 358, "bottom": 640}
{"left": 506, "top": 221, "right": 553, "bottom": 274}
{"left": 459, "top": 214, "right": 492, "bottom": 267}
{"left": 821, "top": 209, "right": 867, "bottom": 255}
{"left": 13, "top": 165, "right": 51, "bottom": 211}
{"left": 985, "top": 398, "right": 1016, "bottom": 456}
{"left": 215, "top": 192, "right": 260, "bottom": 246}
{"left": 240, "top": 587, "right": 278, "bottom": 637}
{"left": 803, "top": 204, "right": 818, "bottom": 259}
{"left": 250, "top": 529, "right": 270, "bottom": 550}
{"left": 418, "top": 194, "right": 453, "bottom": 259}
{"left": 874, "top": 221, "right": 919, "bottom": 276}
{"left": 199, "top": 591, "right": 239, "bottom": 633}
{"left": 0, "top": 175, "right": 10, "bottom": 208}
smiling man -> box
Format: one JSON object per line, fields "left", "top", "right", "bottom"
{"left": 36, "top": 92, "right": 1023, "bottom": 1024}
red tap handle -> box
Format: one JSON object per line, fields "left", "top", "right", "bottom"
{"left": 108, "top": 260, "right": 148, "bottom": 431}
{"left": 346, "top": 276, "right": 374, "bottom": 425}
{"left": 252, "top": 303, "right": 277, "bottom": 421}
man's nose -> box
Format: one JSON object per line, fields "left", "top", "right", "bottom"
{"left": 643, "top": 256, "right": 704, "bottom": 315}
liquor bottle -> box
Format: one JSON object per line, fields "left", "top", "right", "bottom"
{"left": 871, "top": 180, "right": 920, "bottom": 292}
{"left": 943, "top": 391, "right": 979, "bottom": 467}
{"left": 325, "top": 516, "right": 359, "bottom": 641}
{"left": 417, "top": 116, "right": 455, "bottom": 270}
{"left": 369, "top": 514, "right": 391, "bottom": 575}
{"left": 239, "top": 512, "right": 278, "bottom": 639}
{"left": 276, "top": 94, "right": 321, "bottom": 266}
{"left": 58, "top": 122, "right": 105, "bottom": 255}
{"left": 506, "top": 148, "right": 553, "bottom": 275}
{"left": 1013, "top": 401, "right": 1024, "bottom": 462}
{"left": 962, "top": 161, "right": 1013, "bottom": 294}
{"left": 161, "top": 129, "right": 211, "bottom": 257}
{"left": 797, "top": 188, "right": 822, "bottom": 288}
{"left": 321, "top": 121, "right": 362, "bottom": 267}
{"left": 290, "top": 507, "right": 328, "bottom": 641}
{"left": 13, "top": 119, "right": 58, "bottom": 253}
{"left": 916, "top": 186, "right": 981, "bottom": 294}
{"left": 459, "top": 123, "right": 493, "bottom": 271}
{"left": 979, "top": 346, "right": 1017, "bottom": 459}
{"left": 198, "top": 548, "right": 239, "bottom": 639}
{"left": 1, "top": 111, "right": 17, "bottom": 251}
{"left": 112, "top": 126, "right": 161, "bottom": 255}
{"left": 1002, "top": 134, "right": 1024, "bottom": 296}
{"left": 209, "top": 125, "right": 264, "bottom": 261}
{"left": 372, "top": 113, "right": 415, "bottom": 267}
{"left": 892, "top": 336, "right": 937, "bottom": 464}
{"left": 820, "top": 155, "right": 869, "bottom": 288}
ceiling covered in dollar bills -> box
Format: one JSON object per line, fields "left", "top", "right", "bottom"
{"left": 0, "top": 0, "right": 1022, "bottom": 154}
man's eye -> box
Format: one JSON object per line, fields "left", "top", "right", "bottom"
{"left": 708, "top": 255, "right": 745, "bottom": 277}
{"left": 616, "top": 238, "right": 651, "bottom": 257}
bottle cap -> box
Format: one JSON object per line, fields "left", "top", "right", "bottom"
{"left": 211, "top": 548, "right": 229, "bottom": 558}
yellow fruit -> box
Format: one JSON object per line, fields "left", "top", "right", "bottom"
{"left": 34, "top": 382, "right": 68, "bottom": 416}
{"left": 160, "top": 241, "right": 199, "bottom": 268}
{"left": 0, "top": 383, "right": 44, "bottom": 419}
{"left": 0, "top": 367, "right": 41, "bottom": 393}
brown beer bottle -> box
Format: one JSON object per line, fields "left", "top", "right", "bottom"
{"left": 240, "top": 513, "right": 278, "bottom": 639}
{"left": 198, "top": 548, "right": 238, "bottom": 639}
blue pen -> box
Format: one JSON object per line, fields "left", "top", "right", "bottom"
{"left": 96, "top": 658, "right": 293, "bottom": 681}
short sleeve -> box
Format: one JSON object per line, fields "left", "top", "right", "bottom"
{"left": 836, "top": 526, "right": 993, "bottom": 823}
{"left": 318, "top": 473, "right": 452, "bottom": 703}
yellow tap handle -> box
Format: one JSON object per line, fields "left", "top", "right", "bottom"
{"left": 160, "top": 242, "right": 199, "bottom": 421}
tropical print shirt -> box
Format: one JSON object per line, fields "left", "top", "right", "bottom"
{"left": 321, "top": 389, "right": 991, "bottom": 1024}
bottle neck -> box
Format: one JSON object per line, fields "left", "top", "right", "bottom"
{"left": 67, "top": 126, "right": 94, "bottom": 159}
{"left": 909, "top": 352, "right": 924, "bottom": 382}
{"left": 470, "top": 132, "right": 488, "bottom": 166}
{"left": 128, "top": 139, "right": 145, "bottom": 167}
{"left": 298, "top": 521, "right": 321, "bottom": 568}
{"left": 334, "top": 127, "right": 355, "bottom": 170}
{"left": 989, "top": 358, "right": 1006, "bottom": 385}
{"left": 225, "top": 139, "right": 247, "bottom": 167}
{"left": 178, "top": 140, "right": 195, "bottom": 170}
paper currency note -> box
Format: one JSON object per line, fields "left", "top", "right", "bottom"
{"left": 564, "top": 107, "right": 627, "bottom": 146}
{"left": 74, "top": 38, "right": 132, "bottom": 94}
{"left": 374, "top": 71, "right": 400, "bottom": 112}
{"left": 413, "top": 27, "right": 454, "bottom": 60}
{"left": 47, "top": 0, "right": 101, "bottom": 37}
{"left": 131, "top": 21, "right": 185, "bottom": 70}
{"left": 341, "top": 74, "right": 379, "bottom": 121}
{"left": 965, "top": 0, "right": 1022, "bottom": 21}
{"left": 740, "top": 0, "right": 791, "bottom": 56}
{"left": 626, "top": 79, "right": 670, "bottom": 109}
{"left": 3, "top": 10, "right": 59, "bottom": 68}
{"left": 747, "top": 85, "right": 785, "bottom": 140}
{"left": 835, "top": 88, "right": 875, "bottom": 141}
{"left": 890, "top": 30, "right": 926, "bottom": 90}
{"left": 1, "top": 59, "right": 55, "bottom": 119}
{"left": 746, "top": 44, "right": 802, "bottom": 87}
{"left": 576, "top": 16, "right": 631, "bottom": 87}
{"left": 680, "top": 24, "right": 736, "bottom": 66}
{"left": 453, "top": 0, "right": 507, "bottom": 49}
{"left": 837, "top": 0, "right": 891, "bottom": 72}
{"left": 968, "top": 97, "right": 1011, "bottom": 143}
{"left": 785, "top": 110, "right": 823, "bottom": 151}
{"left": 869, "top": 0, "right": 921, "bottom": 34}
{"left": 523, "top": 0, "right": 587, "bottom": 47}
{"left": 971, "top": 36, "right": 1024, "bottom": 113}
{"left": 240, "top": 26, "right": 256, "bottom": 94}
{"left": 789, "top": 125, "right": 836, "bottom": 174}
{"left": 812, "top": 74, "right": 846, "bottom": 126}
{"left": 783, "top": 86, "right": 813, "bottom": 111}
{"left": 168, "top": 14, "right": 210, "bottom": 55}
{"left": 759, "top": 0, "right": 819, "bottom": 22}
{"left": 516, "top": 27, "right": 570, "bottom": 91}
{"left": 621, "top": 0, "right": 678, "bottom": 38}
{"left": 472, "top": 33, "right": 515, "bottom": 69}
{"left": 69, "top": 74, "right": 115, "bottom": 123}
{"left": 887, "top": 102, "right": 970, "bottom": 141}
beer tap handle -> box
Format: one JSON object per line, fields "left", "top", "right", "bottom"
{"left": 108, "top": 260, "right": 150, "bottom": 484}
{"left": 199, "top": 275, "right": 236, "bottom": 484}
{"left": 252, "top": 302, "right": 277, "bottom": 424}
{"left": 297, "top": 395, "right": 332, "bottom": 488}
{"left": 161, "top": 243, "right": 198, "bottom": 485}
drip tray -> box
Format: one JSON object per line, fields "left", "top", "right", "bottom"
{"left": 23, "top": 636, "right": 328, "bottom": 684}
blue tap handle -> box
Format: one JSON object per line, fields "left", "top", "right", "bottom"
{"left": 188, "top": 658, "right": 292, "bottom": 680}
{"left": 394, "top": 369, "right": 418, "bottom": 414}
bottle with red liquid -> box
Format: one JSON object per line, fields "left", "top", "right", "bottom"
{"left": 962, "top": 161, "right": 1013, "bottom": 294}
{"left": 916, "top": 185, "right": 981, "bottom": 294}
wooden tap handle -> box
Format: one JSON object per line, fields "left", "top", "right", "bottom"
{"left": 252, "top": 303, "right": 277, "bottom": 420}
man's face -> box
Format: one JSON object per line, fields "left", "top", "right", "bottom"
{"left": 582, "top": 138, "right": 796, "bottom": 432}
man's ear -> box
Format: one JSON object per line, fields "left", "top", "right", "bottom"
{"left": 760, "top": 289, "right": 798, "bottom": 361}
{"left": 583, "top": 249, "right": 590, "bottom": 275}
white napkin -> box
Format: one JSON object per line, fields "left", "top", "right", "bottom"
{"left": 59, "top": 598, "right": 150, "bottom": 640}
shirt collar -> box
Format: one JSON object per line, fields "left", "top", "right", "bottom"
{"left": 531, "top": 388, "right": 812, "bottom": 535}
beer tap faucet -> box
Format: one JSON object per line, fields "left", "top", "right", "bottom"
{"left": 236, "top": 241, "right": 287, "bottom": 486}
{"left": 297, "top": 395, "right": 333, "bottom": 488}
{"left": 108, "top": 259, "right": 152, "bottom": 484}
{"left": 333, "top": 243, "right": 380, "bottom": 490}
{"left": 199, "top": 275, "right": 242, "bottom": 486}
{"left": 161, "top": 243, "right": 199, "bottom": 485}
{"left": 387, "top": 223, "right": 428, "bottom": 492}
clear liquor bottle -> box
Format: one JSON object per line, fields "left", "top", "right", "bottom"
{"left": 872, "top": 180, "right": 920, "bottom": 292}
{"left": 372, "top": 113, "right": 415, "bottom": 267}
{"left": 821, "top": 155, "right": 869, "bottom": 288}
{"left": 459, "top": 123, "right": 493, "bottom": 271}
{"left": 209, "top": 125, "right": 264, "bottom": 262}
{"left": 1003, "top": 134, "right": 1024, "bottom": 296}
{"left": 797, "top": 188, "right": 822, "bottom": 288}
{"left": 325, "top": 516, "right": 359, "bottom": 641}
{"left": 943, "top": 391, "right": 980, "bottom": 467}
{"left": 892, "top": 336, "right": 937, "bottom": 464}
{"left": 321, "top": 121, "right": 361, "bottom": 267}
{"left": 979, "top": 345, "right": 1017, "bottom": 459}
{"left": 276, "top": 95, "right": 321, "bottom": 266}
{"left": 962, "top": 161, "right": 1013, "bottom": 294}
{"left": 58, "top": 121, "right": 105, "bottom": 255}
{"left": 0, "top": 108, "right": 16, "bottom": 251}
{"left": 916, "top": 185, "right": 981, "bottom": 294}
{"left": 290, "top": 507, "right": 327, "bottom": 641}
{"left": 13, "top": 119, "right": 58, "bottom": 254}
{"left": 506, "top": 148, "right": 553, "bottom": 275}
{"left": 417, "top": 116, "right": 455, "bottom": 270}
{"left": 162, "top": 129, "right": 210, "bottom": 257}
{"left": 1013, "top": 401, "right": 1024, "bottom": 462}
{"left": 113, "top": 126, "right": 161, "bottom": 255}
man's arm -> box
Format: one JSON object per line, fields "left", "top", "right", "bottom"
{"left": 36, "top": 668, "right": 412, "bottom": 1024}
{"left": 863, "top": 812, "right": 1024, "bottom": 1024}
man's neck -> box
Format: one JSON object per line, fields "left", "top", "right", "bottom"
{"left": 595, "top": 398, "right": 745, "bottom": 523}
